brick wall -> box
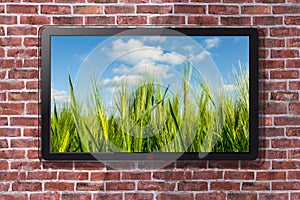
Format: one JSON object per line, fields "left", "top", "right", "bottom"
{"left": 0, "top": 0, "right": 299, "bottom": 199}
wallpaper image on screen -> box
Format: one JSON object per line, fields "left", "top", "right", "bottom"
{"left": 50, "top": 34, "right": 250, "bottom": 154}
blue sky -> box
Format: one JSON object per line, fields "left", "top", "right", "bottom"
{"left": 51, "top": 35, "right": 249, "bottom": 106}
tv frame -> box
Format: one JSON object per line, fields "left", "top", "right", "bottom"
{"left": 40, "top": 27, "right": 258, "bottom": 161}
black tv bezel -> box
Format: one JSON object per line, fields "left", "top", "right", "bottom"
{"left": 40, "top": 27, "right": 258, "bottom": 161}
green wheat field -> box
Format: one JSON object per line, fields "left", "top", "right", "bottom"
{"left": 51, "top": 63, "right": 249, "bottom": 153}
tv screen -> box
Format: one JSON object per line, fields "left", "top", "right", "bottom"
{"left": 41, "top": 27, "right": 258, "bottom": 161}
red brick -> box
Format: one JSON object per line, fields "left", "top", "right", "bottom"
{"left": 271, "top": 28, "right": 300, "bottom": 37}
{"left": 176, "top": 161, "right": 207, "bottom": 169}
{"left": 153, "top": 0, "right": 188, "bottom": 2}
{"left": 272, "top": 161, "right": 300, "bottom": 169}
{"left": 259, "top": 193, "right": 288, "bottom": 200}
{"left": 153, "top": 171, "right": 191, "bottom": 180}
{"left": 73, "top": 6, "right": 103, "bottom": 14}
{"left": 86, "top": 16, "right": 115, "bottom": 25}
{"left": 289, "top": 102, "right": 300, "bottom": 114}
{"left": 265, "top": 149, "right": 286, "bottom": 159}
{"left": 105, "top": 5, "right": 134, "bottom": 14}
{"left": 0, "top": 16, "right": 17, "bottom": 24}
{"left": 59, "top": 172, "right": 88, "bottom": 180}
{"left": 57, "top": 0, "right": 85, "bottom": 2}
{"left": 0, "top": 172, "right": 26, "bottom": 180}
{"left": 221, "top": 17, "right": 251, "bottom": 26}
{"left": 20, "top": 16, "right": 50, "bottom": 25}
{"left": 120, "top": 0, "right": 148, "bottom": 2}
{"left": 174, "top": 5, "right": 205, "bottom": 14}
{"left": 211, "top": 182, "right": 240, "bottom": 190}
{"left": 272, "top": 138, "right": 300, "bottom": 148}
{"left": 7, "top": 27, "right": 37, "bottom": 35}
{"left": 106, "top": 182, "right": 135, "bottom": 190}
{"left": 122, "top": 172, "right": 151, "bottom": 180}
{"left": 150, "top": 16, "right": 185, "bottom": 24}
{"left": 288, "top": 150, "right": 300, "bottom": 159}
{"left": 0, "top": 161, "right": 8, "bottom": 170}
{"left": 28, "top": 172, "right": 57, "bottom": 180}
{"left": 93, "top": 193, "right": 122, "bottom": 200}
{"left": 256, "top": 0, "right": 284, "bottom": 2}
{"left": 91, "top": 172, "right": 120, "bottom": 180}
{"left": 12, "top": 182, "right": 42, "bottom": 191}
{"left": 157, "top": 193, "right": 193, "bottom": 200}
{"left": 7, "top": 5, "right": 37, "bottom": 14}
{"left": 8, "top": 92, "right": 38, "bottom": 101}
{"left": 0, "top": 194, "right": 27, "bottom": 200}
{"left": 41, "top": 5, "right": 71, "bottom": 14}
{"left": 209, "top": 161, "right": 239, "bottom": 169}
{"left": 209, "top": 5, "right": 239, "bottom": 14}
{"left": 26, "top": 81, "right": 39, "bottom": 90}
{"left": 24, "top": 128, "right": 39, "bottom": 137}
{"left": 224, "top": 0, "right": 252, "bottom": 2}
{"left": 272, "top": 50, "right": 299, "bottom": 58}
{"left": 274, "top": 116, "right": 300, "bottom": 126}
{"left": 0, "top": 117, "right": 7, "bottom": 126}
{"left": 43, "top": 162, "right": 73, "bottom": 170}
{"left": 0, "top": 71, "right": 5, "bottom": 79}
{"left": 224, "top": 171, "right": 254, "bottom": 180}
{"left": 62, "top": 194, "right": 91, "bottom": 200}
{"left": 263, "top": 81, "right": 287, "bottom": 91}
{"left": 288, "top": 171, "right": 300, "bottom": 179}
{"left": 10, "top": 117, "right": 38, "bottom": 126}
{"left": 0, "top": 183, "right": 9, "bottom": 192}
{"left": 0, "top": 103, "right": 24, "bottom": 115}
{"left": 291, "top": 193, "right": 300, "bottom": 200}
{"left": 188, "top": 16, "right": 218, "bottom": 25}
{"left": 285, "top": 16, "right": 300, "bottom": 25}
{"left": 76, "top": 182, "right": 104, "bottom": 191}
{"left": 28, "top": 150, "right": 38, "bottom": 159}
{"left": 287, "top": 59, "right": 300, "bottom": 68}
{"left": 25, "top": 102, "right": 39, "bottom": 115}
{"left": 195, "top": 193, "right": 226, "bottom": 200}
{"left": 254, "top": 16, "right": 283, "bottom": 25}
{"left": 45, "top": 182, "right": 74, "bottom": 191}
{"left": 125, "top": 193, "right": 154, "bottom": 200}
{"left": 286, "top": 127, "right": 300, "bottom": 136}
{"left": 242, "top": 182, "right": 270, "bottom": 190}
{"left": 53, "top": 17, "right": 83, "bottom": 25}
{"left": 0, "top": 27, "right": 4, "bottom": 35}
{"left": 241, "top": 6, "right": 270, "bottom": 14}
{"left": 259, "top": 49, "right": 269, "bottom": 58}
{"left": 262, "top": 102, "right": 287, "bottom": 114}
{"left": 0, "top": 37, "right": 22, "bottom": 46}
{"left": 289, "top": 81, "right": 300, "bottom": 90}
{"left": 273, "top": 6, "right": 300, "bottom": 14}
{"left": 23, "top": 0, "right": 52, "bottom": 2}
{"left": 74, "top": 162, "right": 104, "bottom": 170}
{"left": 24, "top": 38, "right": 38, "bottom": 47}
{"left": 178, "top": 181, "right": 208, "bottom": 191}
{"left": 241, "top": 160, "right": 270, "bottom": 170}
{"left": 271, "top": 92, "right": 298, "bottom": 101}
{"left": 0, "top": 128, "right": 21, "bottom": 137}
{"left": 11, "top": 138, "right": 38, "bottom": 148}
{"left": 89, "top": 0, "right": 117, "bottom": 2}
{"left": 138, "top": 181, "right": 175, "bottom": 191}
{"left": 117, "top": 16, "right": 147, "bottom": 24}
{"left": 30, "top": 193, "right": 60, "bottom": 200}
{"left": 193, "top": 170, "right": 222, "bottom": 179}
{"left": 137, "top": 5, "right": 173, "bottom": 14}
{"left": 0, "top": 139, "right": 8, "bottom": 148}
{"left": 7, "top": 49, "right": 37, "bottom": 58}
{"left": 273, "top": 182, "right": 300, "bottom": 190}
{"left": 260, "top": 38, "right": 285, "bottom": 48}
{"left": 228, "top": 193, "right": 257, "bottom": 200}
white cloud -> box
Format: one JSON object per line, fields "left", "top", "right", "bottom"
{"left": 205, "top": 37, "right": 221, "bottom": 49}
{"left": 109, "top": 38, "right": 184, "bottom": 66}
{"left": 112, "top": 64, "right": 131, "bottom": 74}
{"left": 102, "top": 74, "right": 145, "bottom": 86}
{"left": 191, "top": 50, "right": 211, "bottom": 62}
{"left": 223, "top": 84, "right": 236, "bottom": 92}
{"left": 142, "top": 36, "right": 167, "bottom": 43}
{"left": 233, "top": 38, "right": 241, "bottom": 43}
{"left": 51, "top": 88, "right": 69, "bottom": 103}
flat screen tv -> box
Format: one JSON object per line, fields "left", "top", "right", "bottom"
{"left": 41, "top": 27, "right": 258, "bottom": 161}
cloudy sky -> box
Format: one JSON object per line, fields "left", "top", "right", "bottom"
{"left": 51, "top": 34, "right": 249, "bottom": 107}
